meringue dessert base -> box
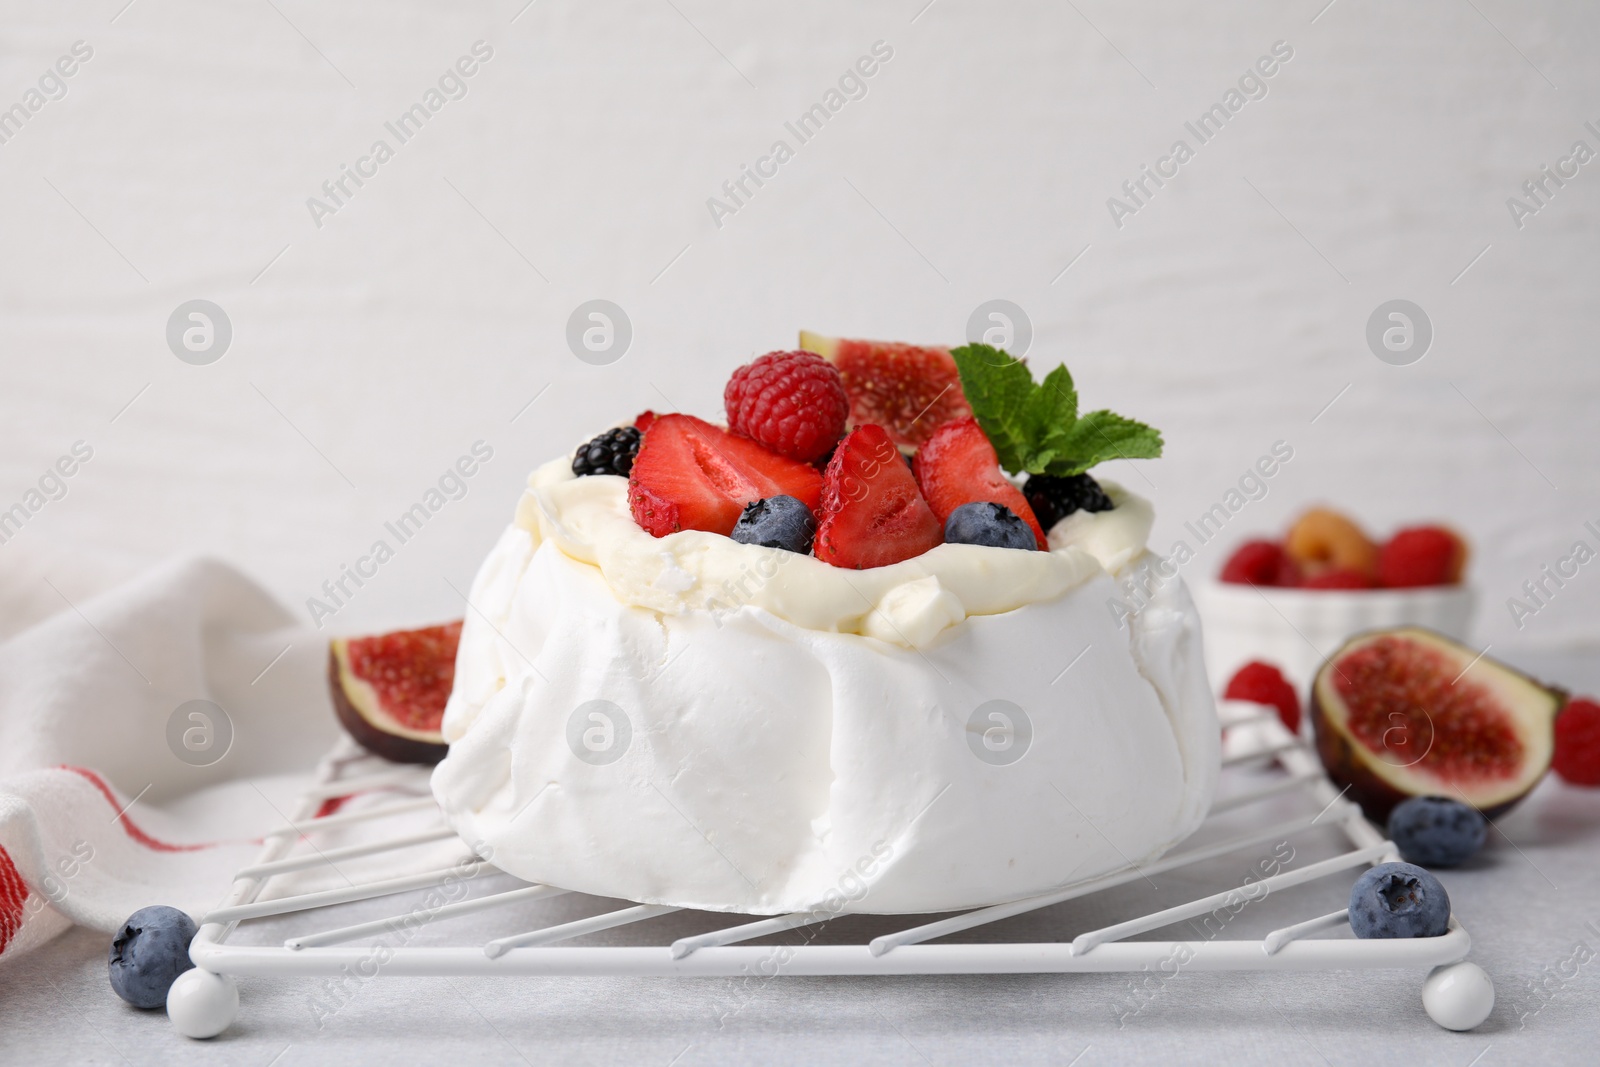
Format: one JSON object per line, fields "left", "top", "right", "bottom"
{"left": 431, "top": 468, "right": 1220, "bottom": 915}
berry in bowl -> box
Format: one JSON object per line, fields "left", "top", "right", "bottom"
{"left": 1196, "top": 507, "right": 1476, "bottom": 700}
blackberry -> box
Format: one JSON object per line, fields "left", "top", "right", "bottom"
{"left": 572, "top": 426, "right": 642, "bottom": 477}
{"left": 1023, "top": 472, "right": 1114, "bottom": 531}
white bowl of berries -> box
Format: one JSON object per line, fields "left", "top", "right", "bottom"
{"left": 1196, "top": 508, "right": 1477, "bottom": 698}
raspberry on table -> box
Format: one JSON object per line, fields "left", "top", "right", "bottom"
{"left": 1553, "top": 697, "right": 1600, "bottom": 786}
{"left": 1223, "top": 660, "right": 1302, "bottom": 734}
{"left": 725, "top": 350, "right": 850, "bottom": 463}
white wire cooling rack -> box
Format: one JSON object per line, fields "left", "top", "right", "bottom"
{"left": 166, "top": 701, "right": 1496, "bottom": 1038}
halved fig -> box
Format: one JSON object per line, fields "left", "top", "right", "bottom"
{"left": 1312, "top": 627, "right": 1564, "bottom": 824}
{"left": 328, "top": 620, "right": 462, "bottom": 764}
{"left": 799, "top": 331, "right": 972, "bottom": 450}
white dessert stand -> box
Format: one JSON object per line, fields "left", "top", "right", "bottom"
{"left": 173, "top": 701, "right": 1494, "bottom": 1037}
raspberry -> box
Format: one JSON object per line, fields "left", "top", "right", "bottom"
{"left": 725, "top": 350, "right": 849, "bottom": 463}
{"left": 1224, "top": 661, "right": 1301, "bottom": 734}
{"left": 1220, "top": 540, "right": 1301, "bottom": 587}
{"left": 1303, "top": 567, "right": 1374, "bottom": 590}
{"left": 1379, "top": 526, "right": 1467, "bottom": 588}
{"left": 1553, "top": 698, "right": 1600, "bottom": 786}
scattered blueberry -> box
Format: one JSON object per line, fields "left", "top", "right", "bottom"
{"left": 731, "top": 495, "right": 815, "bottom": 554}
{"left": 1349, "top": 862, "right": 1451, "bottom": 939}
{"left": 1387, "top": 796, "right": 1487, "bottom": 868}
{"left": 944, "top": 502, "right": 1037, "bottom": 550}
{"left": 109, "top": 905, "right": 198, "bottom": 1008}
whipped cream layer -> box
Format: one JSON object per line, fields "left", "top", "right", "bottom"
{"left": 513, "top": 457, "right": 1153, "bottom": 647}
{"left": 432, "top": 458, "right": 1220, "bottom": 915}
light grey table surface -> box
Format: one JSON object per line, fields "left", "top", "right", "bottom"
{"left": 4, "top": 645, "right": 1598, "bottom": 1067}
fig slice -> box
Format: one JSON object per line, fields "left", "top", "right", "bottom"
{"left": 328, "top": 620, "right": 462, "bottom": 765}
{"left": 799, "top": 331, "right": 972, "bottom": 449}
{"left": 1311, "top": 627, "right": 1564, "bottom": 824}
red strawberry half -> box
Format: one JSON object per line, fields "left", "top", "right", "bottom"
{"left": 912, "top": 417, "right": 1046, "bottom": 549}
{"left": 628, "top": 414, "right": 823, "bottom": 537}
{"left": 815, "top": 424, "right": 942, "bottom": 568}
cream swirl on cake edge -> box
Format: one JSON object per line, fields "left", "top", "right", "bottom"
{"left": 510, "top": 456, "right": 1153, "bottom": 649}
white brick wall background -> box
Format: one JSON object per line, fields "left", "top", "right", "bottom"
{"left": 0, "top": 0, "right": 1595, "bottom": 652}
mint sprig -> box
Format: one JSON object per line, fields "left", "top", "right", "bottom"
{"left": 949, "top": 344, "right": 1163, "bottom": 476}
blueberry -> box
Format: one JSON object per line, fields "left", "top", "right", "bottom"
{"left": 1349, "top": 862, "right": 1451, "bottom": 939}
{"left": 109, "top": 905, "right": 198, "bottom": 1008}
{"left": 944, "top": 502, "right": 1037, "bottom": 550}
{"left": 1387, "top": 796, "right": 1487, "bottom": 868}
{"left": 731, "top": 495, "right": 815, "bottom": 554}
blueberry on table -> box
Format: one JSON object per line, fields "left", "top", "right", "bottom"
{"left": 1387, "top": 796, "right": 1487, "bottom": 868}
{"left": 944, "top": 502, "right": 1038, "bottom": 551}
{"left": 1349, "top": 862, "right": 1451, "bottom": 939}
{"left": 731, "top": 495, "right": 815, "bottom": 554}
{"left": 109, "top": 905, "right": 198, "bottom": 1008}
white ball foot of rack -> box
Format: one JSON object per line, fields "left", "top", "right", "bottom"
{"left": 178, "top": 702, "right": 1493, "bottom": 1037}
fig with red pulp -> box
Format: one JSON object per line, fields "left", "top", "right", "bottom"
{"left": 328, "top": 620, "right": 462, "bottom": 764}
{"left": 1311, "top": 627, "right": 1563, "bottom": 824}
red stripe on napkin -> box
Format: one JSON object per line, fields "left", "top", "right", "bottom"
{"left": 0, "top": 846, "right": 28, "bottom": 955}
{"left": 62, "top": 766, "right": 214, "bottom": 853}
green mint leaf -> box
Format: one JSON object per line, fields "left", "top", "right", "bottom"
{"left": 949, "top": 344, "right": 1035, "bottom": 472}
{"left": 1050, "top": 410, "right": 1163, "bottom": 476}
{"left": 1024, "top": 364, "right": 1079, "bottom": 473}
{"left": 948, "top": 343, "right": 1162, "bottom": 477}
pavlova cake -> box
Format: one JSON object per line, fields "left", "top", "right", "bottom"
{"left": 430, "top": 336, "right": 1220, "bottom": 914}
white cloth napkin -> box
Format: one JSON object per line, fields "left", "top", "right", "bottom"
{"left": 0, "top": 556, "right": 352, "bottom": 962}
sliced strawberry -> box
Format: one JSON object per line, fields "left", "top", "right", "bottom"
{"left": 912, "top": 418, "right": 1046, "bottom": 549}
{"left": 634, "top": 410, "right": 657, "bottom": 432}
{"left": 815, "top": 425, "right": 942, "bottom": 568}
{"left": 628, "top": 414, "right": 822, "bottom": 537}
